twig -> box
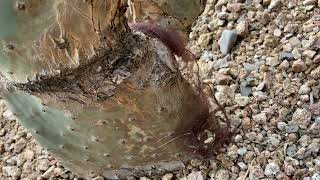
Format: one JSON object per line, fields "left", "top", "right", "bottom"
{"left": 158, "top": 132, "right": 192, "bottom": 149}
{"left": 242, "top": 159, "right": 255, "bottom": 180}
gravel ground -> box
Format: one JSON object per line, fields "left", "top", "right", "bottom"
{"left": 1, "top": 0, "right": 320, "bottom": 179}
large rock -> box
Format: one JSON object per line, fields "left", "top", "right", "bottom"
{"left": 218, "top": 30, "right": 238, "bottom": 55}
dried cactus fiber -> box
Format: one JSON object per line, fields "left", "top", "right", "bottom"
{"left": 1, "top": 0, "right": 229, "bottom": 179}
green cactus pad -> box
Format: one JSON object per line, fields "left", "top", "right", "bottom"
{"left": 0, "top": 0, "right": 123, "bottom": 83}
{"left": 154, "top": 0, "right": 206, "bottom": 26}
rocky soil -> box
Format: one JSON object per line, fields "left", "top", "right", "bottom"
{"left": 1, "top": 0, "right": 320, "bottom": 179}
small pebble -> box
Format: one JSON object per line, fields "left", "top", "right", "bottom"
{"left": 237, "top": 162, "right": 247, "bottom": 171}
{"left": 14, "top": 138, "right": 27, "bottom": 153}
{"left": 218, "top": 30, "right": 238, "bottom": 55}
{"left": 162, "top": 173, "right": 173, "bottom": 180}
{"left": 264, "top": 162, "right": 280, "bottom": 177}
{"left": 253, "top": 113, "right": 267, "bottom": 124}
{"left": 279, "top": 52, "right": 294, "bottom": 61}
{"left": 273, "top": 29, "right": 282, "bottom": 37}
{"left": 313, "top": 54, "right": 320, "bottom": 64}
{"left": 187, "top": 171, "right": 203, "bottom": 180}
{"left": 303, "top": 50, "right": 317, "bottom": 59}
{"left": 268, "top": 0, "right": 282, "bottom": 10}
{"left": 292, "top": 59, "right": 307, "bottom": 73}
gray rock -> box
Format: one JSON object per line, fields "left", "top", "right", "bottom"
{"left": 275, "top": 13, "right": 288, "bottom": 28}
{"left": 2, "top": 166, "right": 22, "bottom": 178}
{"left": 303, "top": 50, "right": 317, "bottom": 59}
{"left": 296, "top": 147, "right": 307, "bottom": 159}
{"left": 227, "top": 145, "right": 239, "bottom": 160}
{"left": 215, "top": 85, "right": 235, "bottom": 105}
{"left": 279, "top": 52, "right": 294, "bottom": 61}
{"left": 309, "top": 117, "right": 320, "bottom": 134}
{"left": 162, "top": 173, "right": 173, "bottom": 180}
{"left": 286, "top": 144, "right": 297, "bottom": 157}
{"left": 22, "top": 149, "right": 35, "bottom": 161}
{"left": 216, "top": 12, "right": 228, "bottom": 20}
{"left": 237, "top": 162, "right": 247, "bottom": 171}
{"left": 200, "top": 50, "right": 214, "bottom": 62}
{"left": 198, "top": 33, "right": 213, "bottom": 49}
{"left": 264, "top": 162, "right": 280, "bottom": 177}
{"left": 267, "top": 134, "right": 281, "bottom": 147}
{"left": 311, "top": 66, "right": 320, "bottom": 79}
{"left": 215, "top": 169, "right": 230, "bottom": 180}
{"left": 236, "top": 20, "right": 249, "bottom": 37}
{"left": 266, "top": 57, "right": 280, "bottom": 67}
{"left": 187, "top": 171, "right": 203, "bottom": 180}
{"left": 299, "top": 84, "right": 311, "bottom": 95}
{"left": 234, "top": 94, "right": 250, "bottom": 107}
{"left": 307, "top": 141, "right": 320, "bottom": 154}
{"left": 268, "top": 0, "right": 282, "bottom": 10}
{"left": 253, "top": 113, "right": 267, "bottom": 124}
{"left": 289, "top": 37, "right": 302, "bottom": 48}
{"left": 292, "top": 108, "right": 312, "bottom": 129}
{"left": 311, "top": 172, "right": 320, "bottom": 180}
{"left": 214, "top": 58, "right": 229, "bottom": 70}
{"left": 292, "top": 48, "right": 302, "bottom": 59}
{"left": 249, "top": 165, "right": 265, "bottom": 179}
{"left": 237, "top": 147, "right": 247, "bottom": 156}
{"left": 218, "top": 30, "right": 238, "bottom": 55}
{"left": 284, "top": 157, "right": 299, "bottom": 166}
{"left": 253, "top": 91, "right": 268, "bottom": 101}
{"left": 287, "top": 123, "right": 299, "bottom": 133}
{"left": 256, "top": 82, "right": 266, "bottom": 91}
{"left": 14, "top": 138, "right": 27, "bottom": 153}
{"left": 243, "top": 63, "right": 259, "bottom": 72}
{"left": 283, "top": 43, "right": 293, "bottom": 52}
{"left": 245, "top": 132, "right": 257, "bottom": 141}
{"left": 240, "top": 84, "right": 252, "bottom": 96}
{"left": 299, "top": 135, "right": 312, "bottom": 147}
{"left": 303, "top": 0, "right": 317, "bottom": 5}
{"left": 284, "top": 164, "right": 295, "bottom": 176}
{"left": 277, "top": 122, "right": 287, "bottom": 131}
{"left": 2, "top": 110, "right": 15, "bottom": 121}
{"left": 38, "top": 159, "right": 50, "bottom": 171}
{"left": 215, "top": 0, "right": 228, "bottom": 10}
{"left": 273, "top": 28, "right": 282, "bottom": 37}
{"left": 313, "top": 54, "right": 320, "bottom": 64}
{"left": 6, "top": 156, "right": 18, "bottom": 166}
{"left": 245, "top": 0, "right": 253, "bottom": 5}
{"left": 234, "top": 134, "right": 243, "bottom": 142}
{"left": 284, "top": 23, "right": 299, "bottom": 33}
{"left": 208, "top": 18, "right": 225, "bottom": 31}
{"left": 279, "top": 60, "right": 290, "bottom": 69}
{"left": 92, "top": 176, "right": 105, "bottom": 180}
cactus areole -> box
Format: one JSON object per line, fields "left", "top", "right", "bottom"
{"left": 0, "top": 0, "right": 228, "bottom": 179}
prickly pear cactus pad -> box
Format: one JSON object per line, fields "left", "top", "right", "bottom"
{"left": 3, "top": 36, "right": 211, "bottom": 178}
{"left": 1, "top": 0, "right": 216, "bottom": 179}
{"left": 0, "top": 0, "right": 127, "bottom": 83}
